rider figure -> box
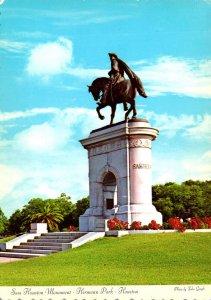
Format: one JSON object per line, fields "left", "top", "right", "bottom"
{"left": 99, "top": 53, "right": 147, "bottom": 109}
{"left": 100, "top": 53, "right": 126, "bottom": 110}
{"left": 108, "top": 53, "right": 125, "bottom": 85}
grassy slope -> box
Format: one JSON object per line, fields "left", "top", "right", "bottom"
{"left": 0, "top": 233, "right": 210, "bottom": 286}
{"left": 0, "top": 236, "right": 16, "bottom": 243}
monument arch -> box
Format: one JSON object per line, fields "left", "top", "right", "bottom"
{"left": 102, "top": 171, "right": 118, "bottom": 218}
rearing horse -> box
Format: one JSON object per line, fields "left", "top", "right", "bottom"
{"left": 88, "top": 77, "right": 147, "bottom": 124}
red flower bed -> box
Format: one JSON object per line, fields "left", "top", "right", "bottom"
{"left": 167, "top": 217, "right": 186, "bottom": 232}
{"left": 107, "top": 218, "right": 128, "bottom": 230}
{"left": 148, "top": 220, "right": 160, "bottom": 230}
{"left": 167, "top": 217, "right": 181, "bottom": 230}
{"left": 188, "top": 217, "right": 204, "bottom": 230}
{"left": 130, "top": 221, "right": 142, "bottom": 230}
{"left": 178, "top": 224, "right": 186, "bottom": 232}
{"left": 203, "top": 217, "right": 211, "bottom": 228}
{"left": 107, "top": 217, "right": 211, "bottom": 232}
{"left": 69, "top": 225, "right": 76, "bottom": 231}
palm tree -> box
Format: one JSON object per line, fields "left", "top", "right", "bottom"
{"left": 31, "top": 202, "right": 64, "bottom": 231}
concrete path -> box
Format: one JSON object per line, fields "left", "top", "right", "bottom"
{"left": 0, "top": 257, "right": 23, "bottom": 263}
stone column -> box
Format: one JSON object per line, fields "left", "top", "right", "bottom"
{"left": 127, "top": 120, "right": 162, "bottom": 224}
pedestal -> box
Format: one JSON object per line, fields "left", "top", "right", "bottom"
{"left": 79, "top": 119, "right": 162, "bottom": 231}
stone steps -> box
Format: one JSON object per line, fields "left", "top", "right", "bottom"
{"left": 8, "top": 248, "right": 58, "bottom": 254}
{"left": 0, "top": 232, "right": 87, "bottom": 259}
{"left": 14, "top": 245, "right": 63, "bottom": 251}
{"left": 29, "top": 238, "right": 74, "bottom": 243}
{"left": 20, "top": 242, "right": 69, "bottom": 247}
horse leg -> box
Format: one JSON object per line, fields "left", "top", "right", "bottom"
{"left": 125, "top": 99, "right": 136, "bottom": 121}
{"left": 110, "top": 104, "right": 116, "bottom": 125}
{"left": 96, "top": 104, "right": 106, "bottom": 120}
{"left": 123, "top": 101, "right": 128, "bottom": 111}
{"left": 131, "top": 99, "right": 137, "bottom": 119}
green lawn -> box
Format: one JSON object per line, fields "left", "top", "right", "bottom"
{"left": 0, "top": 235, "right": 16, "bottom": 243}
{"left": 0, "top": 233, "right": 210, "bottom": 285}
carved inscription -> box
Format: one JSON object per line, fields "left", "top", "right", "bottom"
{"left": 132, "top": 163, "right": 151, "bottom": 169}
{"left": 129, "top": 139, "right": 151, "bottom": 148}
{"left": 89, "top": 140, "right": 125, "bottom": 156}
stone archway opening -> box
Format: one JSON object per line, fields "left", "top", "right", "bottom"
{"left": 102, "top": 171, "right": 117, "bottom": 218}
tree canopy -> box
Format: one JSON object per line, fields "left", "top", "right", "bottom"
{"left": 0, "top": 208, "right": 8, "bottom": 235}
{"left": 152, "top": 180, "right": 211, "bottom": 221}
{"left": 0, "top": 180, "right": 210, "bottom": 235}
{"left": 6, "top": 193, "right": 89, "bottom": 234}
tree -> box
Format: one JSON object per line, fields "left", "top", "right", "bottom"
{"left": 48, "top": 193, "right": 76, "bottom": 230}
{"left": 153, "top": 197, "right": 173, "bottom": 221}
{"left": 0, "top": 208, "right": 8, "bottom": 235}
{"left": 8, "top": 209, "right": 25, "bottom": 234}
{"left": 74, "top": 196, "right": 90, "bottom": 226}
{"left": 7, "top": 193, "right": 75, "bottom": 233}
{"left": 152, "top": 180, "right": 211, "bottom": 220}
{"left": 21, "top": 198, "right": 45, "bottom": 231}
{"left": 30, "top": 202, "right": 64, "bottom": 231}
{"left": 76, "top": 196, "right": 89, "bottom": 217}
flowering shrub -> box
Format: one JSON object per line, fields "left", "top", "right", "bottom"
{"left": 203, "top": 217, "right": 211, "bottom": 228}
{"left": 178, "top": 224, "right": 186, "bottom": 232}
{"left": 188, "top": 217, "right": 203, "bottom": 230}
{"left": 69, "top": 225, "right": 76, "bottom": 231}
{"left": 167, "top": 217, "right": 181, "bottom": 229}
{"left": 148, "top": 220, "right": 160, "bottom": 230}
{"left": 130, "top": 221, "right": 142, "bottom": 230}
{"left": 107, "top": 217, "right": 211, "bottom": 231}
{"left": 167, "top": 217, "right": 187, "bottom": 232}
{"left": 107, "top": 218, "right": 128, "bottom": 230}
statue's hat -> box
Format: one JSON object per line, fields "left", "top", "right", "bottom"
{"left": 108, "top": 53, "right": 118, "bottom": 59}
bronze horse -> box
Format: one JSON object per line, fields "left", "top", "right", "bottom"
{"left": 88, "top": 77, "right": 147, "bottom": 124}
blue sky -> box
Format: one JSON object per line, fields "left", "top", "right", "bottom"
{"left": 0, "top": 0, "right": 211, "bottom": 217}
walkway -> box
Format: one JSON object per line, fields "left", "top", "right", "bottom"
{"left": 0, "top": 257, "right": 23, "bottom": 263}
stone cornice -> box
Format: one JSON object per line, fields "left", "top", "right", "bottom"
{"left": 80, "top": 119, "right": 159, "bottom": 149}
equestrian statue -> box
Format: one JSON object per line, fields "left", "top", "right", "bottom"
{"left": 88, "top": 53, "right": 148, "bottom": 125}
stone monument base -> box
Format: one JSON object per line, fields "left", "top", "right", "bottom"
{"left": 80, "top": 204, "right": 162, "bottom": 232}
{"left": 115, "top": 204, "right": 162, "bottom": 225}
{"left": 79, "top": 119, "right": 162, "bottom": 232}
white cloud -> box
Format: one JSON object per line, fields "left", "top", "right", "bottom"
{"left": 0, "top": 40, "right": 27, "bottom": 53}
{"left": 145, "top": 111, "right": 192, "bottom": 137}
{"left": 182, "top": 151, "right": 211, "bottom": 181}
{"left": 153, "top": 149, "right": 211, "bottom": 185}
{"left": 15, "top": 122, "right": 70, "bottom": 153}
{"left": 0, "top": 106, "right": 124, "bottom": 216}
{"left": 153, "top": 158, "right": 180, "bottom": 184}
{"left": 26, "top": 37, "right": 73, "bottom": 77}
{"left": 67, "top": 67, "right": 107, "bottom": 79}
{"left": 137, "top": 56, "right": 211, "bottom": 99}
{"left": 144, "top": 111, "right": 211, "bottom": 141}
{"left": 184, "top": 114, "right": 211, "bottom": 141}
{"left": 0, "top": 165, "right": 24, "bottom": 200}
{"left": 0, "top": 107, "right": 58, "bottom": 122}
{"left": 53, "top": 12, "right": 130, "bottom": 26}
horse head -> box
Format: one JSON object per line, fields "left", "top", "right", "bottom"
{"left": 87, "top": 84, "right": 100, "bottom": 101}
{"left": 87, "top": 77, "right": 109, "bottom": 102}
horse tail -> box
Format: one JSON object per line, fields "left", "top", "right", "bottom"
{"left": 132, "top": 75, "right": 148, "bottom": 98}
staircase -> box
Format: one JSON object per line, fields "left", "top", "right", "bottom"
{"left": 0, "top": 232, "right": 86, "bottom": 259}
